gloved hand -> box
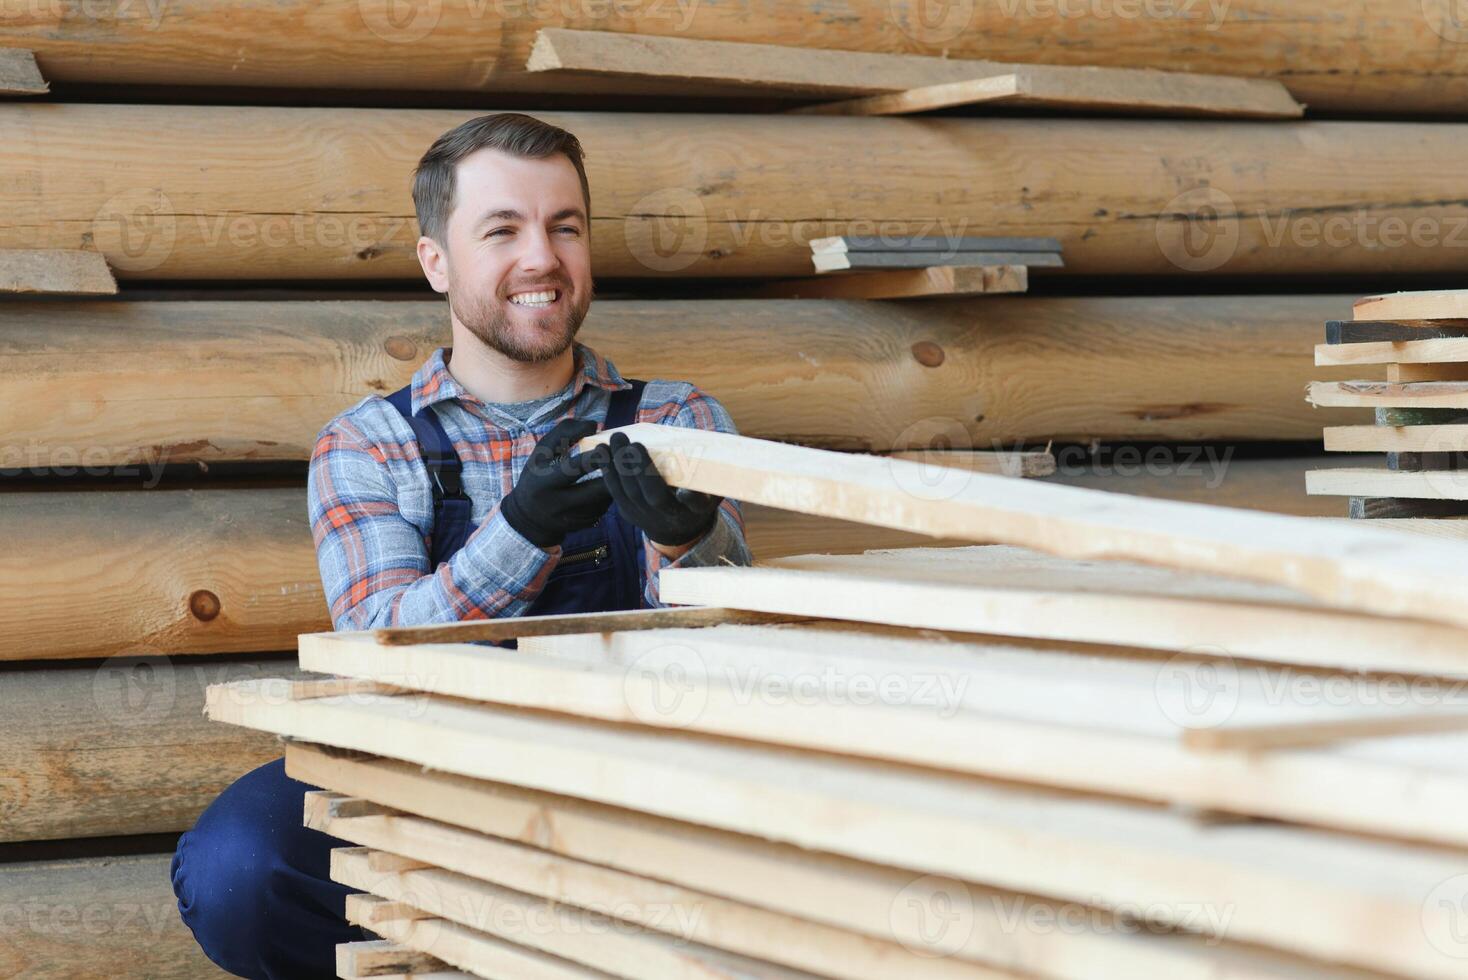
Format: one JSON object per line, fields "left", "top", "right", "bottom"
{"left": 592, "top": 430, "right": 723, "bottom": 548}
{"left": 500, "top": 419, "right": 611, "bottom": 550}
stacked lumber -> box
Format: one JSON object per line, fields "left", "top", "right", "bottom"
{"left": 207, "top": 429, "right": 1468, "bottom": 979}
{"left": 1310, "top": 290, "right": 1468, "bottom": 519}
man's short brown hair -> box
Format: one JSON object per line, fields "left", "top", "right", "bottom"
{"left": 412, "top": 112, "right": 590, "bottom": 245}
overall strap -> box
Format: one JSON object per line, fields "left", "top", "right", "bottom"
{"left": 605, "top": 380, "right": 646, "bottom": 430}
{"left": 385, "top": 385, "right": 467, "bottom": 507}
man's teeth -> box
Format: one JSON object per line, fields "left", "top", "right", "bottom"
{"left": 509, "top": 289, "right": 558, "bottom": 307}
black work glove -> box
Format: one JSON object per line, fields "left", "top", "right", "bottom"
{"left": 500, "top": 419, "right": 611, "bottom": 550}
{"left": 592, "top": 431, "right": 723, "bottom": 549}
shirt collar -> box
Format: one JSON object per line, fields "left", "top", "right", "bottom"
{"left": 410, "top": 342, "right": 629, "bottom": 416}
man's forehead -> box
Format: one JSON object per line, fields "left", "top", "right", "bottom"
{"left": 454, "top": 148, "right": 581, "bottom": 203}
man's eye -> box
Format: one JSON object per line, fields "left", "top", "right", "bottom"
{"left": 555, "top": 226, "right": 580, "bottom": 235}
{"left": 486, "top": 228, "right": 511, "bottom": 238}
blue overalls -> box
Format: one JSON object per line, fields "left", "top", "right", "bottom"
{"left": 171, "top": 378, "right": 648, "bottom": 979}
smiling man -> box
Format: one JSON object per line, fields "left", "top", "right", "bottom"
{"left": 170, "top": 113, "right": 751, "bottom": 979}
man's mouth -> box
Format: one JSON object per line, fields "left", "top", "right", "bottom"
{"left": 507, "top": 288, "right": 562, "bottom": 310}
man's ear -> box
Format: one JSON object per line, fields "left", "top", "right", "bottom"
{"left": 416, "top": 235, "right": 450, "bottom": 294}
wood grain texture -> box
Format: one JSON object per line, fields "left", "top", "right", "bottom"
{"left": 1326, "top": 424, "right": 1468, "bottom": 453}
{"left": 0, "top": 854, "right": 229, "bottom": 979}
{"left": 0, "top": 295, "right": 1363, "bottom": 469}
{"left": 12, "top": 105, "right": 1468, "bottom": 279}
{"left": 739, "top": 265, "right": 1027, "bottom": 298}
{"left": 0, "top": 488, "right": 326, "bottom": 661}
{"left": 1310, "top": 380, "right": 1468, "bottom": 409}
{"left": 1355, "top": 290, "right": 1468, "bottom": 321}
{"left": 0, "top": 3, "right": 1456, "bottom": 113}
{"left": 0, "top": 659, "right": 295, "bottom": 842}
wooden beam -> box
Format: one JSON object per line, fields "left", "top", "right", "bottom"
{"left": 0, "top": 48, "right": 47, "bottom": 95}
{"left": 1310, "top": 380, "right": 1468, "bottom": 409}
{"left": 319, "top": 820, "right": 1003, "bottom": 980}
{"left": 0, "top": 854, "right": 232, "bottom": 978}
{"left": 659, "top": 546, "right": 1468, "bottom": 676}
{"left": 748, "top": 265, "right": 1026, "bottom": 300}
{"left": 1326, "top": 319, "right": 1468, "bottom": 344}
{"left": 0, "top": 249, "right": 115, "bottom": 295}
{"left": 0, "top": 295, "right": 1364, "bottom": 468}
{"left": 3, "top": 658, "right": 294, "bottom": 842}
{"left": 0, "top": 488, "right": 327, "bottom": 661}
{"left": 290, "top": 744, "right": 1393, "bottom": 980}
{"left": 1355, "top": 291, "right": 1468, "bottom": 321}
{"left": 208, "top": 681, "right": 1468, "bottom": 977}
{"left": 344, "top": 894, "right": 602, "bottom": 980}
{"left": 578, "top": 423, "right": 1468, "bottom": 630}
{"left": 1307, "top": 467, "right": 1468, "bottom": 500}
{"left": 298, "top": 619, "right": 1468, "bottom": 824}
{"left": 12, "top": 105, "right": 1468, "bottom": 280}
{"left": 373, "top": 606, "right": 796, "bottom": 647}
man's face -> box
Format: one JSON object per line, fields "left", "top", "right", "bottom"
{"left": 430, "top": 148, "right": 593, "bottom": 363}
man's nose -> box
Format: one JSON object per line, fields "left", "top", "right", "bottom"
{"left": 516, "top": 226, "right": 560, "bottom": 273}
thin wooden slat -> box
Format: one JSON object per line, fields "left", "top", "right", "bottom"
{"left": 344, "top": 894, "right": 602, "bottom": 980}
{"left": 12, "top": 105, "right": 1468, "bottom": 281}
{"left": 1389, "top": 362, "right": 1468, "bottom": 382}
{"left": 308, "top": 793, "right": 1009, "bottom": 980}
{"left": 748, "top": 265, "right": 1026, "bottom": 300}
{"left": 1307, "top": 467, "right": 1468, "bottom": 500}
{"left": 810, "top": 236, "right": 1062, "bottom": 254}
{"left": 0, "top": 249, "right": 115, "bottom": 295}
{"left": 1356, "top": 291, "right": 1468, "bottom": 321}
{"left": 1317, "top": 336, "right": 1468, "bottom": 365}
{"left": 335, "top": 850, "right": 821, "bottom": 980}
{"left": 0, "top": 48, "right": 47, "bottom": 94}
{"left": 298, "top": 617, "right": 1468, "bottom": 823}
{"left": 812, "top": 251, "right": 1061, "bottom": 272}
{"left": 1320, "top": 380, "right": 1468, "bottom": 410}
{"left": 289, "top": 744, "right": 1390, "bottom": 980}
{"left": 582, "top": 423, "right": 1468, "bottom": 630}
{"left": 2, "top": 658, "right": 295, "bottom": 842}
{"left": 1184, "top": 712, "right": 1468, "bottom": 753}
{"left": 336, "top": 939, "right": 458, "bottom": 979}
{"left": 1348, "top": 497, "right": 1468, "bottom": 520}
{"left": 0, "top": 488, "right": 326, "bottom": 661}
{"left": 0, "top": 854, "right": 230, "bottom": 979}
{"left": 0, "top": 295, "right": 1365, "bottom": 467}
{"left": 1325, "top": 319, "right": 1468, "bottom": 345}
{"left": 207, "top": 680, "right": 1468, "bottom": 977}
{"left": 888, "top": 449, "right": 1055, "bottom": 477}
{"left": 374, "top": 606, "right": 795, "bottom": 648}
{"left": 660, "top": 544, "right": 1468, "bottom": 675}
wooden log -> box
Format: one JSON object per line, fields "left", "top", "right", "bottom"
{"left": 659, "top": 546, "right": 1468, "bottom": 677}
{"left": 0, "top": 296, "right": 1365, "bottom": 470}
{"left": 0, "top": 854, "right": 230, "bottom": 978}
{"left": 0, "top": 488, "right": 326, "bottom": 661}
{"left": 291, "top": 744, "right": 1391, "bottom": 980}
{"left": 0, "top": 47, "right": 46, "bottom": 95}
{"left": 0, "top": 5, "right": 1457, "bottom": 114}
{"left": 0, "top": 249, "right": 115, "bottom": 295}
{"left": 1, "top": 658, "right": 294, "bottom": 842}
{"left": 14, "top": 105, "right": 1468, "bottom": 280}
{"left": 580, "top": 423, "right": 1468, "bottom": 630}
{"left": 208, "top": 679, "right": 1468, "bottom": 977}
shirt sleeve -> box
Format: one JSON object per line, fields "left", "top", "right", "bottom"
{"left": 307, "top": 414, "right": 559, "bottom": 630}
{"left": 636, "top": 386, "right": 754, "bottom": 608}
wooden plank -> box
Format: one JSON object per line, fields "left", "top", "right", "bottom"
{"left": 1185, "top": 712, "right": 1468, "bottom": 753}
{"left": 1356, "top": 291, "right": 1468, "bottom": 321}
{"left": 1307, "top": 467, "right": 1468, "bottom": 500}
{"left": 0, "top": 48, "right": 47, "bottom": 95}
{"left": 0, "top": 249, "right": 115, "bottom": 295}
{"left": 0, "top": 295, "right": 1365, "bottom": 466}
{"left": 335, "top": 849, "right": 821, "bottom": 980}
{"left": 374, "top": 606, "right": 795, "bottom": 647}
{"left": 0, "top": 488, "right": 326, "bottom": 661}
{"left": 208, "top": 680, "right": 1468, "bottom": 977}
{"left": 290, "top": 744, "right": 1391, "bottom": 980}
{"left": 309, "top": 794, "right": 1008, "bottom": 980}
{"left": 886, "top": 449, "right": 1055, "bottom": 477}
{"left": 1376, "top": 406, "right": 1468, "bottom": 426}
{"left": 812, "top": 251, "right": 1061, "bottom": 272}
{"left": 12, "top": 106, "right": 1468, "bottom": 281}
{"left": 810, "top": 236, "right": 1062, "bottom": 254}
{"left": 1317, "top": 336, "right": 1468, "bottom": 365}
{"left": 748, "top": 265, "right": 1026, "bottom": 300}
{"left": 299, "top": 618, "right": 1468, "bottom": 821}
{"left": 0, "top": 854, "right": 231, "bottom": 978}
{"left": 1310, "top": 380, "right": 1468, "bottom": 409}
{"left": 2, "top": 658, "right": 294, "bottom": 842}
{"left": 344, "top": 894, "right": 604, "bottom": 980}
{"left": 336, "top": 939, "right": 457, "bottom": 979}
{"left": 1326, "top": 319, "right": 1468, "bottom": 344}
{"left": 1346, "top": 517, "right": 1468, "bottom": 539}
{"left": 580, "top": 422, "right": 1468, "bottom": 630}
{"left": 1389, "top": 362, "right": 1468, "bottom": 382}
{"left": 659, "top": 545, "right": 1468, "bottom": 675}
{"left": 532, "top": 32, "right": 1300, "bottom": 119}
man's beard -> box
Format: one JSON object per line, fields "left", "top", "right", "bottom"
{"left": 448, "top": 276, "right": 593, "bottom": 364}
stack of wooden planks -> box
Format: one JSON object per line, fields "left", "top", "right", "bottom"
{"left": 1310, "top": 290, "right": 1468, "bottom": 521}
{"left": 208, "top": 428, "right": 1468, "bottom": 979}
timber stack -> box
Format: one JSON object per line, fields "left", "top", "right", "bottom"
{"left": 5, "top": 2, "right": 1468, "bottom": 977}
